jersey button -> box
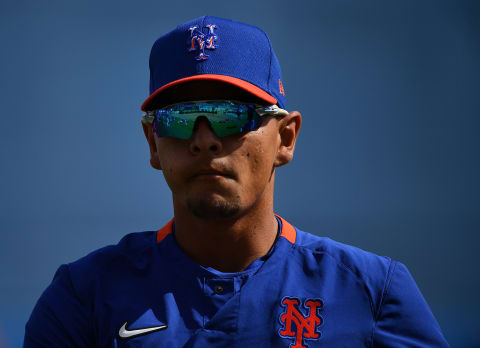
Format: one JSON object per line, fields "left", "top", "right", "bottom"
{"left": 214, "top": 285, "right": 224, "bottom": 294}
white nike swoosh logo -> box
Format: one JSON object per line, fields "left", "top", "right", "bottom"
{"left": 118, "top": 321, "right": 168, "bottom": 339}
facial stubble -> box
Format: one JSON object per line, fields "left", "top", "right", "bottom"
{"left": 186, "top": 195, "right": 241, "bottom": 219}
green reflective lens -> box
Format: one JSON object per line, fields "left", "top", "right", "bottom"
{"left": 142, "top": 101, "right": 288, "bottom": 140}
{"left": 154, "top": 101, "right": 261, "bottom": 140}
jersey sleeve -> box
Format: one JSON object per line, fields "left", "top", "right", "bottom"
{"left": 24, "top": 264, "right": 94, "bottom": 348}
{"left": 373, "top": 261, "right": 450, "bottom": 347}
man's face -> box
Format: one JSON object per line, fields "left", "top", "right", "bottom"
{"left": 156, "top": 116, "right": 279, "bottom": 219}
{"left": 143, "top": 83, "right": 301, "bottom": 220}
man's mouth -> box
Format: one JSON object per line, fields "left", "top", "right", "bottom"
{"left": 191, "top": 167, "right": 235, "bottom": 181}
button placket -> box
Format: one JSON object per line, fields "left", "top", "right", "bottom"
{"left": 203, "top": 277, "right": 237, "bottom": 329}
{"left": 214, "top": 285, "right": 224, "bottom": 294}
{"left": 206, "top": 279, "right": 233, "bottom": 297}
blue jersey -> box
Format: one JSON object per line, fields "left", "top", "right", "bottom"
{"left": 24, "top": 217, "right": 449, "bottom": 347}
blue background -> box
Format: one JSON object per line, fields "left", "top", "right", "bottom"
{"left": 1, "top": 1, "right": 479, "bottom": 347}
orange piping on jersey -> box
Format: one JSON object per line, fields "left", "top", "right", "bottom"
{"left": 156, "top": 216, "right": 296, "bottom": 244}
{"left": 276, "top": 215, "right": 296, "bottom": 244}
{"left": 156, "top": 218, "right": 174, "bottom": 243}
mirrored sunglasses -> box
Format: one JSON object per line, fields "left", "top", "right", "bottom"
{"left": 142, "top": 100, "right": 288, "bottom": 140}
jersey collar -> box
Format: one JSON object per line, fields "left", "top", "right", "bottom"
{"left": 156, "top": 215, "right": 296, "bottom": 245}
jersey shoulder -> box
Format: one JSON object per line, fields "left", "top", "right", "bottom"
{"left": 292, "top": 227, "right": 396, "bottom": 312}
{"left": 66, "top": 231, "right": 158, "bottom": 298}
{"left": 25, "top": 231, "right": 158, "bottom": 347}
{"left": 294, "top": 227, "right": 394, "bottom": 275}
{"left": 70, "top": 230, "right": 157, "bottom": 269}
{"left": 290, "top": 229, "right": 449, "bottom": 347}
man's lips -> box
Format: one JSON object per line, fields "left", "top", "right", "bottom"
{"left": 190, "top": 168, "right": 235, "bottom": 181}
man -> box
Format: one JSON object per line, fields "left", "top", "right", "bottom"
{"left": 25, "top": 16, "right": 449, "bottom": 347}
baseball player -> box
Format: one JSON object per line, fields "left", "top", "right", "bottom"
{"left": 24, "top": 16, "right": 449, "bottom": 347}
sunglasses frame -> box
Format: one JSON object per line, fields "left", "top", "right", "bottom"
{"left": 141, "top": 100, "right": 289, "bottom": 139}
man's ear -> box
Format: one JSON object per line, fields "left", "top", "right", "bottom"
{"left": 274, "top": 111, "right": 302, "bottom": 167}
{"left": 141, "top": 122, "right": 162, "bottom": 170}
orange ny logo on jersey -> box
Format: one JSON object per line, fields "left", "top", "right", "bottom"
{"left": 278, "top": 297, "right": 323, "bottom": 348}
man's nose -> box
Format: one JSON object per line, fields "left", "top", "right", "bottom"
{"left": 189, "top": 117, "right": 223, "bottom": 155}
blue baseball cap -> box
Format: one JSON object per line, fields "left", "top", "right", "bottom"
{"left": 141, "top": 16, "right": 286, "bottom": 111}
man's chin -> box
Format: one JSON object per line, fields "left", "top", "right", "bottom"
{"left": 186, "top": 196, "right": 240, "bottom": 219}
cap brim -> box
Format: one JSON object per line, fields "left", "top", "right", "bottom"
{"left": 141, "top": 74, "right": 277, "bottom": 111}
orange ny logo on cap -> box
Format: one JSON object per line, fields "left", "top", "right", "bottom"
{"left": 188, "top": 24, "right": 218, "bottom": 61}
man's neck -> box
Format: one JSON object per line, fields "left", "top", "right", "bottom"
{"left": 172, "top": 203, "right": 278, "bottom": 273}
